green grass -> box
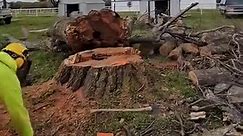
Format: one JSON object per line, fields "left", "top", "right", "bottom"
{"left": 184, "top": 9, "right": 243, "bottom": 30}
{"left": 164, "top": 71, "right": 196, "bottom": 98}
{"left": 0, "top": 16, "right": 56, "bottom": 41}
{"left": 86, "top": 112, "right": 181, "bottom": 135}
{"left": 30, "top": 50, "right": 65, "bottom": 83}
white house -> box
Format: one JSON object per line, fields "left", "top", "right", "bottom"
{"left": 180, "top": 0, "right": 216, "bottom": 9}
{"left": 58, "top": 0, "right": 106, "bottom": 16}
{"left": 139, "top": 0, "right": 180, "bottom": 17}
{"left": 113, "top": 0, "right": 216, "bottom": 17}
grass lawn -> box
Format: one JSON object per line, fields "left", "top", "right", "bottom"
{"left": 0, "top": 16, "right": 56, "bottom": 41}
{"left": 184, "top": 9, "right": 243, "bottom": 30}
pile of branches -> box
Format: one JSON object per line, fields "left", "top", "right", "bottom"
{"left": 135, "top": 2, "right": 243, "bottom": 135}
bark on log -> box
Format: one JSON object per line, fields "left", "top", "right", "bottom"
{"left": 206, "top": 43, "right": 230, "bottom": 54}
{"left": 180, "top": 43, "right": 199, "bottom": 55}
{"left": 54, "top": 47, "right": 148, "bottom": 98}
{"left": 188, "top": 67, "right": 233, "bottom": 86}
{"left": 50, "top": 9, "right": 130, "bottom": 53}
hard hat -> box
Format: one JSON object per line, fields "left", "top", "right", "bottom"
{"left": 2, "top": 43, "right": 28, "bottom": 68}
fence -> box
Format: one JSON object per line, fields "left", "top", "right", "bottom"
{"left": 11, "top": 8, "right": 58, "bottom": 17}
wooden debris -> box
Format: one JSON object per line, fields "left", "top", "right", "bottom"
{"left": 199, "top": 46, "right": 212, "bottom": 57}
{"left": 207, "top": 43, "right": 230, "bottom": 54}
{"left": 180, "top": 43, "right": 199, "bottom": 55}
{"left": 90, "top": 107, "right": 153, "bottom": 113}
{"left": 97, "top": 133, "right": 114, "bottom": 136}
{"left": 190, "top": 111, "right": 206, "bottom": 120}
{"left": 159, "top": 40, "right": 177, "bottom": 56}
{"left": 188, "top": 67, "right": 233, "bottom": 86}
{"left": 214, "top": 83, "right": 231, "bottom": 94}
{"left": 227, "top": 86, "right": 243, "bottom": 103}
{"left": 168, "top": 46, "right": 182, "bottom": 60}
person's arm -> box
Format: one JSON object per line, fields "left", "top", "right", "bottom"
{"left": 3, "top": 88, "right": 33, "bottom": 136}
{"left": 0, "top": 72, "right": 33, "bottom": 136}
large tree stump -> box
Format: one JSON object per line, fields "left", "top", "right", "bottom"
{"left": 54, "top": 47, "right": 148, "bottom": 98}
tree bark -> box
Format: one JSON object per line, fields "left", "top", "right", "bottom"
{"left": 188, "top": 67, "right": 233, "bottom": 86}
{"left": 54, "top": 47, "right": 148, "bottom": 98}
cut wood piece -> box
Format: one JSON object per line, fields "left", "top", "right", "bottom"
{"left": 159, "top": 40, "right": 177, "bottom": 56}
{"left": 190, "top": 111, "right": 206, "bottom": 120}
{"left": 50, "top": 9, "right": 130, "bottom": 53}
{"left": 227, "top": 86, "right": 243, "bottom": 103}
{"left": 188, "top": 67, "right": 233, "bottom": 86}
{"left": 206, "top": 43, "right": 230, "bottom": 54}
{"left": 90, "top": 107, "right": 153, "bottom": 113}
{"left": 54, "top": 47, "right": 148, "bottom": 98}
{"left": 199, "top": 46, "right": 212, "bottom": 57}
{"left": 180, "top": 43, "right": 199, "bottom": 55}
{"left": 168, "top": 46, "right": 182, "bottom": 60}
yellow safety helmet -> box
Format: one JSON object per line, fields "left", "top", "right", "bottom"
{"left": 2, "top": 43, "right": 28, "bottom": 69}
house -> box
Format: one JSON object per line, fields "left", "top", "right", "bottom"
{"left": 58, "top": 0, "right": 106, "bottom": 16}
{"left": 110, "top": 0, "right": 180, "bottom": 17}
{"left": 180, "top": 0, "right": 216, "bottom": 9}
{"left": 139, "top": 0, "right": 180, "bottom": 17}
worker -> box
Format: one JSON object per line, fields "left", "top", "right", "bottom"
{"left": 0, "top": 43, "right": 33, "bottom": 136}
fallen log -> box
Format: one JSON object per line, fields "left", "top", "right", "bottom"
{"left": 50, "top": 9, "right": 130, "bottom": 53}
{"left": 206, "top": 43, "right": 230, "bottom": 54}
{"left": 188, "top": 67, "right": 233, "bottom": 86}
{"left": 159, "top": 40, "right": 177, "bottom": 56}
{"left": 54, "top": 47, "right": 148, "bottom": 98}
{"left": 180, "top": 43, "right": 199, "bottom": 55}
{"left": 168, "top": 46, "right": 182, "bottom": 60}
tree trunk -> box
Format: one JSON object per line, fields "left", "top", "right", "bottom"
{"left": 188, "top": 67, "right": 233, "bottom": 86}
{"left": 168, "top": 46, "right": 182, "bottom": 60}
{"left": 159, "top": 40, "right": 177, "bottom": 56}
{"left": 54, "top": 47, "right": 148, "bottom": 98}
{"left": 49, "top": 9, "right": 130, "bottom": 53}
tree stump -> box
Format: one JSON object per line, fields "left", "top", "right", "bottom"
{"left": 54, "top": 47, "right": 147, "bottom": 98}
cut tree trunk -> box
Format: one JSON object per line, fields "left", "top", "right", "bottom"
{"left": 159, "top": 40, "right": 177, "bottom": 56}
{"left": 54, "top": 47, "right": 148, "bottom": 98}
{"left": 168, "top": 46, "right": 182, "bottom": 60}
{"left": 188, "top": 67, "right": 233, "bottom": 86}
{"left": 49, "top": 9, "right": 130, "bottom": 53}
{"left": 180, "top": 43, "right": 199, "bottom": 55}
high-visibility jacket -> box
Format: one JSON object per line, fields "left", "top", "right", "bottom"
{"left": 0, "top": 51, "right": 33, "bottom": 136}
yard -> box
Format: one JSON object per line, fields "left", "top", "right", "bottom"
{"left": 0, "top": 10, "right": 243, "bottom": 135}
